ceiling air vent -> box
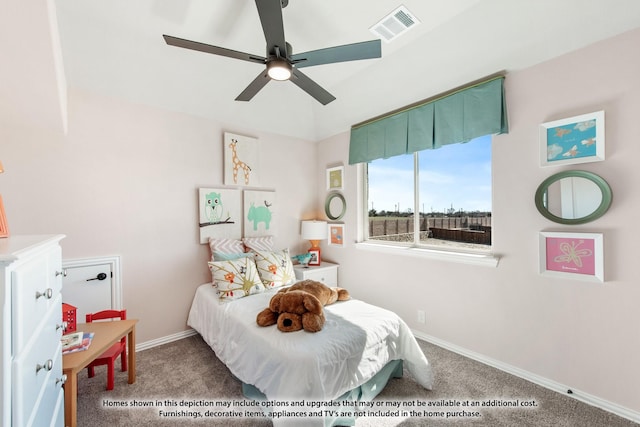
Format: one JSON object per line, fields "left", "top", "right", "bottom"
{"left": 369, "top": 5, "right": 420, "bottom": 43}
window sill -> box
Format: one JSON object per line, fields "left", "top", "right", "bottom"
{"left": 355, "top": 241, "right": 500, "bottom": 267}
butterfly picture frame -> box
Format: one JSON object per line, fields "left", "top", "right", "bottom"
{"left": 539, "top": 231, "right": 603, "bottom": 282}
{"left": 539, "top": 111, "right": 605, "bottom": 167}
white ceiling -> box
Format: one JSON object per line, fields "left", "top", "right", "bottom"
{"left": 46, "top": 1, "right": 640, "bottom": 140}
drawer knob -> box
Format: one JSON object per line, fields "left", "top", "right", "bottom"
{"left": 56, "top": 374, "right": 68, "bottom": 387}
{"left": 35, "top": 288, "right": 53, "bottom": 300}
{"left": 36, "top": 359, "right": 53, "bottom": 373}
{"left": 55, "top": 269, "right": 67, "bottom": 277}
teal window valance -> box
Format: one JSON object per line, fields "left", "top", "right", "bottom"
{"left": 349, "top": 76, "right": 508, "bottom": 164}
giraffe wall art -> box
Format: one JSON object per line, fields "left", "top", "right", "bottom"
{"left": 224, "top": 132, "right": 260, "bottom": 187}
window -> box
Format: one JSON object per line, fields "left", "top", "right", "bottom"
{"left": 351, "top": 76, "right": 505, "bottom": 264}
{"left": 364, "top": 135, "right": 492, "bottom": 252}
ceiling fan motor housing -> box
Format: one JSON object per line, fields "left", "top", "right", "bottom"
{"left": 268, "top": 42, "right": 293, "bottom": 59}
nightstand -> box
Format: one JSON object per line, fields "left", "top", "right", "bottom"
{"left": 293, "top": 262, "right": 339, "bottom": 286}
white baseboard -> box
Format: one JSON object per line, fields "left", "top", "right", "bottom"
{"left": 135, "top": 329, "right": 198, "bottom": 352}
{"left": 412, "top": 330, "right": 640, "bottom": 424}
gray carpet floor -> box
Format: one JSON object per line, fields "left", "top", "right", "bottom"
{"left": 76, "top": 334, "right": 638, "bottom": 426}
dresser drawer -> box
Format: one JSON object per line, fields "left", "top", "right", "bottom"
{"left": 13, "top": 292, "right": 64, "bottom": 354}
{"left": 12, "top": 308, "right": 64, "bottom": 427}
{"left": 294, "top": 263, "right": 338, "bottom": 286}
{"left": 12, "top": 246, "right": 63, "bottom": 352}
{"left": 29, "top": 358, "right": 65, "bottom": 427}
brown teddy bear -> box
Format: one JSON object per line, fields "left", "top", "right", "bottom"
{"left": 256, "top": 280, "right": 350, "bottom": 332}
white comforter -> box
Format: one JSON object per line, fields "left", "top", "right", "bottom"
{"left": 188, "top": 283, "right": 433, "bottom": 402}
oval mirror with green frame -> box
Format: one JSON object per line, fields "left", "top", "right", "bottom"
{"left": 534, "top": 170, "right": 612, "bottom": 225}
{"left": 325, "top": 192, "right": 346, "bottom": 221}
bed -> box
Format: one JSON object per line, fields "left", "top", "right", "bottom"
{"left": 187, "top": 282, "right": 434, "bottom": 426}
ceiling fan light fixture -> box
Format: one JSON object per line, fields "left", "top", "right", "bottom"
{"left": 267, "top": 59, "right": 292, "bottom": 81}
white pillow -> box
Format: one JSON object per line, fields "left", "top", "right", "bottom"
{"left": 208, "top": 257, "right": 265, "bottom": 300}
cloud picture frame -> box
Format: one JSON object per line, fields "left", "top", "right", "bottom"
{"left": 540, "top": 111, "right": 605, "bottom": 167}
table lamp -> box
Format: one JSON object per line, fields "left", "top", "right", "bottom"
{"left": 301, "top": 220, "right": 327, "bottom": 266}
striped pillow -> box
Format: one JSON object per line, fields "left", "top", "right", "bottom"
{"left": 243, "top": 236, "right": 274, "bottom": 252}
{"left": 208, "top": 237, "right": 244, "bottom": 260}
{"left": 242, "top": 236, "right": 273, "bottom": 251}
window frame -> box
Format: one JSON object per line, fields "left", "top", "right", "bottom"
{"left": 356, "top": 152, "right": 500, "bottom": 267}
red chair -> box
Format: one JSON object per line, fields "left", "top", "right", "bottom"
{"left": 85, "top": 309, "right": 127, "bottom": 391}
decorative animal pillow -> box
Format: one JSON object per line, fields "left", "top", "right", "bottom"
{"left": 253, "top": 249, "right": 295, "bottom": 289}
{"left": 256, "top": 280, "right": 350, "bottom": 332}
{"left": 208, "top": 257, "right": 265, "bottom": 300}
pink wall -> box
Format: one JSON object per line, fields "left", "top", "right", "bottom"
{"left": 2, "top": 10, "right": 639, "bottom": 420}
{"left": 318, "top": 28, "right": 640, "bottom": 416}
{"left": 0, "top": 89, "right": 317, "bottom": 343}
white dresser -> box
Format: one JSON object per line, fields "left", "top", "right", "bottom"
{"left": 0, "top": 235, "right": 66, "bottom": 427}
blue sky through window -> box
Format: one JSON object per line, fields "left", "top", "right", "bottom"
{"left": 368, "top": 135, "right": 492, "bottom": 214}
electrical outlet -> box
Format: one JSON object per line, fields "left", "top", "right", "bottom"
{"left": 417, "top": 310, "right": 426, "bottom": 324}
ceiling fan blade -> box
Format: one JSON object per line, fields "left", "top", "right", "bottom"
{"left": 163, "top": 35, "right": 265, "bottom": 64}
{"left": 235, "top": 71, "right": 271, "bottom": 101}
{"left": 291, "top": 39, "right": 382, "bottom": 68}
{"left": 290, "top": 68, "right": 336, "bottom": 105}
{"left": 254, "top": 0, "right": 287, "bottom": 55}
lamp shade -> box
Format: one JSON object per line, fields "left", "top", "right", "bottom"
{"left": 301, "top": 220, "right": 327, "bottom": 240}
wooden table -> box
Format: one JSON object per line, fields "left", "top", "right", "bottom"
{"left": 62, "top": 319, "right": 138, "bottom": 427}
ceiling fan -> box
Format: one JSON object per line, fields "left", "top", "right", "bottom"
{"left": 163, "top": 0, "right": 382, "bottom": 105}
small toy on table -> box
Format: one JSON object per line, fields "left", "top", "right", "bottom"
{"left": 291, "top": 253, "right": 312, "bottom": 268}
